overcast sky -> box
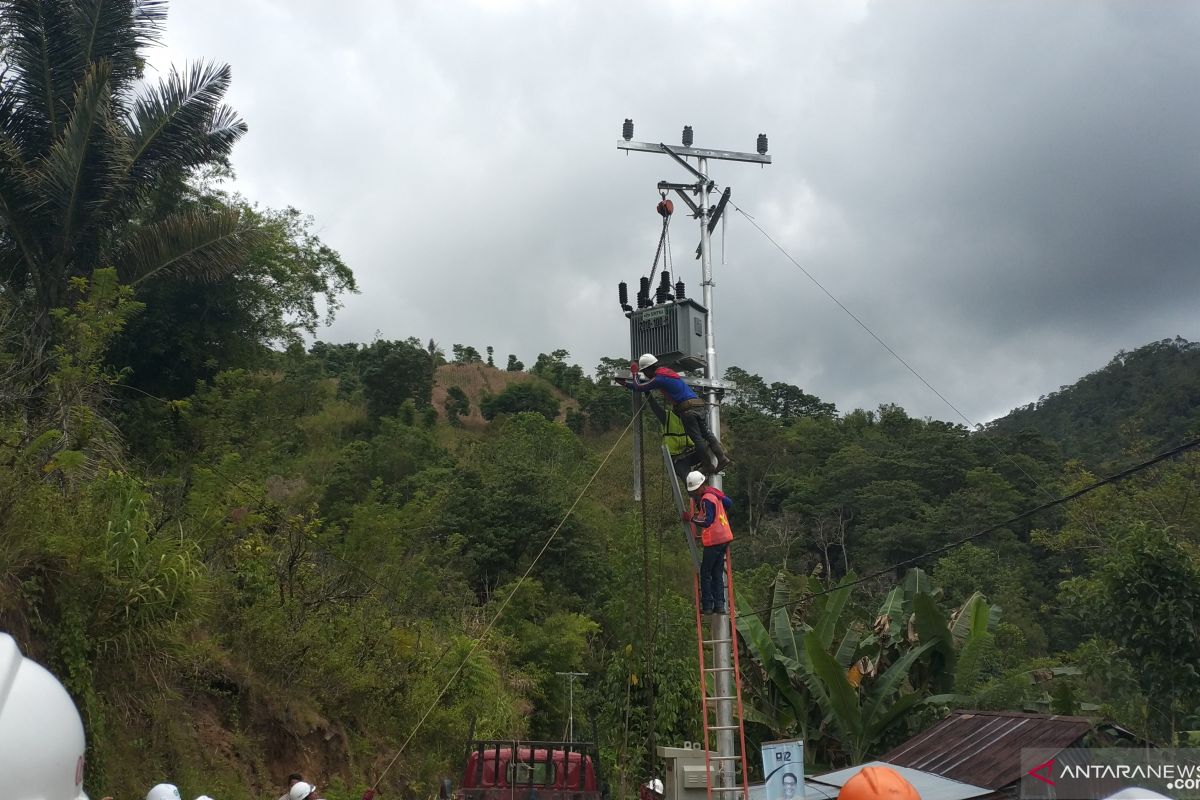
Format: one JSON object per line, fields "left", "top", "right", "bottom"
{"left": 148, "top": 1, "right": 1200, "bottom": 425}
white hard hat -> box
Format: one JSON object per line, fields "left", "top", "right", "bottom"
{"left": 195, "top": 796, "right": 215, "bottom": 800}
{"left": 289, "top": 782, "right": 317, "bottom": 800}
{"left": 146, "top": 785, "right": 181, "bottom": 800}
{"left": 0, "top": 633, "right": 90, "bottom": 800}
{"left": 647, "top": 778, "right": 664, "bottom": 794}
{"left": 1103, "top": 790, "right": 1172, "bottom": 800}
{"left": 638, "top": 353, "right": 658, "bottom": 371}
{"left": 686, "top": 471, "right": 706, "bottom": 492}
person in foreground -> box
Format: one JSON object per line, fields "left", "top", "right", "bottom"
{"left": 683, "top": 470, "right": 734, "bottom": 614}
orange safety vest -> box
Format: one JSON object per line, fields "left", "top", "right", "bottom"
{"left": 690, "top": 488, "right": 733, "bottom": 547}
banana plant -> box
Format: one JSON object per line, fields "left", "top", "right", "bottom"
{"left": 736, "top": 568, "right": 1004, "bottom": 767}
{"left": 736, "top": 570, "right": 860, "bottom": 750}
{"left": 804, "top": 632, "right": 939, "bottom": 764}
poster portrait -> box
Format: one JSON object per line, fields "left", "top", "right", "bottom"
{"left": 761, "top": 739, "right": 804, "bottom": 800}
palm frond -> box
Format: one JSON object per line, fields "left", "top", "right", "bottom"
{"left": 0, "top": 0, "right": 83, "bottom": 146}
{"left": 33, "top": 58, "right": 122, "bottom": 263}
{"left": 0, "top": 131, "right": 45, "bottom": 284}
{"left": 205, "top": 102, "right": 246, "bottom": 154}
{"left": 112, "top": 205, "right": 264, "bottom": 286}
{"left": 69, "top": 0, "right": 167, "bottom": 95}
{"left": 125, "top": 60, "right": 247, "bottom": 184}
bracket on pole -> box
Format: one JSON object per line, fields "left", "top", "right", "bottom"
{"left": 659, "top": 182, "right": 701, "bottom": 216}
{"left": 660, "top": 143, "right": 712, "bottom": 185}
{"left": 708, "top": 187, "right": 732, "bottom": 233}
{"left": 696, "top": 187, "right": 732, "bottom": 258}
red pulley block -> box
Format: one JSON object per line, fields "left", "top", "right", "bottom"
{"left": 656, "top": 198, "right": 674, "bottom": 218}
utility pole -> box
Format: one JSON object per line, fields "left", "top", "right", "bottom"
{"left": 556, "top": 671, "right": 588, "bottom": 743}
{"left": 618, "top": 122, "right": 770, "bottom": 798}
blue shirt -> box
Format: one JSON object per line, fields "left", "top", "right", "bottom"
{"left": 628, "top": 368, "right": 698, "bottom": 404}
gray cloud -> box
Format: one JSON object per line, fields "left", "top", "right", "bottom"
{"left": 149, "top": 0, "right": 1200, "bottom": 425}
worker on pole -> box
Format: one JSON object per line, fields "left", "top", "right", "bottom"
{"left": 625, "top": 354, "right": 731, "bottom": 474}
{"left": 646, "top": 392, "right": 705, "bottom": 480}
{"left": 682, "top": 471, "right": 734, "bottom": 614}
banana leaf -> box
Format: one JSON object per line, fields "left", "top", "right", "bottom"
{"left": 812, "top": 571, "right": 857, "bottom": 651}
{"left": 804, "top": 633, "right": 863, "bottom": 741}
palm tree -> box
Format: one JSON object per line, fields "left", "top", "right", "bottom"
{"left": 0, "top": 0, "right": 258, "bottom": 336}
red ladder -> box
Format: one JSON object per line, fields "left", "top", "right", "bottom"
{"left": 661, "top": 444, "right": 751, "bottom": 800}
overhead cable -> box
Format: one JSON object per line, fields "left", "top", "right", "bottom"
{"left": 738, "top": 436, "right": 1200, "bottom": 621}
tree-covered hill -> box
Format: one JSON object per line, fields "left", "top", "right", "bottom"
{"left": 985, "top": 337, "right": 1200, "bottom": 468}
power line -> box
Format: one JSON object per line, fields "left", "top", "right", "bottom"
{"left": 371, "top": 404, "right": 642, "bottom": 787}
{"left": 737, "top": 436, "right": 1200, "bottom": 621}
{"left": 114, "top": 379, "right": 647, "bottom": 783}
{"left": 725, "top": 200, "right": 1056, "bottom": 503}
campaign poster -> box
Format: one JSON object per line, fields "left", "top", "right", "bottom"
{"left": 761, "top": 739, "right": 804, "bottom": 800}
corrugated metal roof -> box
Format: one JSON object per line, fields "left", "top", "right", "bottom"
{"left": 810, "top": 761, "right": 995, "bottom": 800}
{"left": 746, "top": 780, "right": 839, "bottom": 800}
{"left": 878, "top": 710, "right": 1093, "bottom": 789}
{"left": 802, "top": 781, "right": 840, "bottom": 800}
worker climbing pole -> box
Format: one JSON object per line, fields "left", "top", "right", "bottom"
{"left": 616, "top": 121, "right": 771, "bottom": 799}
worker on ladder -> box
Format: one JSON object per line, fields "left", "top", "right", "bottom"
{"left": 683, "top": 471, "right": 734, "bottom": 614}
{"left": 625, "top": 354, "right": 732, "bottom": 474}
{"left": 647, "top": 393, "right": 705, "bottom": 480}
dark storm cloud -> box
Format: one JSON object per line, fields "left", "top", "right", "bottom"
{"left": 150, "top": 0, "right": 1200, "bottom": 424}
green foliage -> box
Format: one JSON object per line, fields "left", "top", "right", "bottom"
{"left": 506, "top": 354, "right": 524, "bottom": 371}
{"left": 1063, "top": 524, "right": 1200, "bottom": 741}
{"left": 109, "top": 198, "right": 356, "bottom": 398}
{"left": 0, "top": 1, "right": 258, "bottom": 343}
{"left": 480, "top": 381, "right": 561, "bottom": 421}
{"left": 359, "top": 338, "right": 435, "bottom": 418}
{"left": 987, "top": 337, "right": 1200, "bottom": 468}
{"left": 736, "top": 568, "right": 1044, "bottom": 767}
{"left": 452, "top": 344, "right": 482, "bottom": 364}
{"left": 725, "top": 366, "right": 837, "bottom": 420}
{"left": 531, "top": 349, "right": 585, "bottom": 396}
{"left": 444, "top": 386, "right": 471, "bottom": 426}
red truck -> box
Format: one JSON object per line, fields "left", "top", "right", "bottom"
{"left": 452, "top": 740, "right": 605, "bottom": 800}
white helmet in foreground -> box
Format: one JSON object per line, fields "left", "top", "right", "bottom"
{"left": 637, "top": 353, "right": 659, "bottom": 371}
{"left": 195, "top": 795, "right": 215, "bottom": 800}
{"left": 289, "top": 782, "right": 317, "bottom": 800}
{"left": 146, "top": 785, "right": 181, "bottom": 800}
{"left": 686, "top": 471, "right": 707, "bottom": 492}
{"left": 0, "top": 632, "right": 90, "bottom": 800}
{"left": 646, "top": 778, "right": 664, "bottom": 795}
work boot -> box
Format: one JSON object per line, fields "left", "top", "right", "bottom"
{"left": 710, "top": 441, "right": 732, "bottom": 473}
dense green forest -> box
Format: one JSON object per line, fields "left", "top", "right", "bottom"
{"left": 2, "top": 5, "right": 1200, "bottom": 800}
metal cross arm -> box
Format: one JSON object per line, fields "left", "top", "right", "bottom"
{"left": 617, "top": 139, "right": 772, "bottom": 166}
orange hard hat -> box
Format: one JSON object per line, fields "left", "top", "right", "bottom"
{"left": 838, "top": 766, "right": 920, "bottom": 800}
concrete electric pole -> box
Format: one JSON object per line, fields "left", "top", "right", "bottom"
{"left": 618, "top": 122, "right": 770, "bottom": 798}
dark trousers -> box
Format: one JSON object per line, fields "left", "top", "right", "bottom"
{"left": 700, "top": 542, "right": 730, "bottom": 612}
{"left": 679, "top": 407, "right": 724, "bottom": 469}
